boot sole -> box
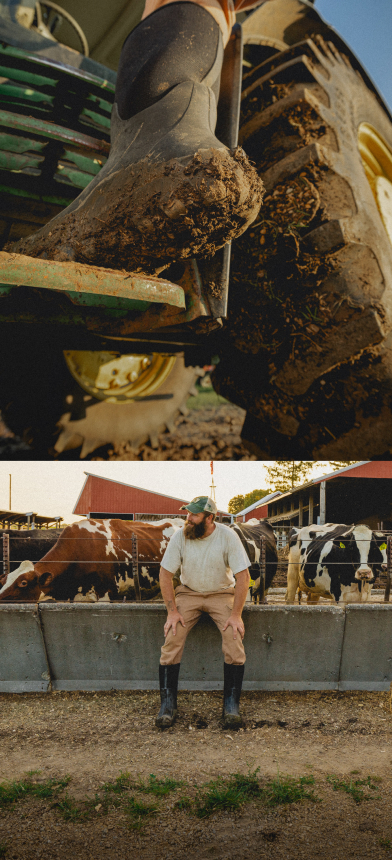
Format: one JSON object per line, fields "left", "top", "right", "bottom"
{"left": 222, "top": 713, "right": 243, "bottom": 728}
{"left": 155, "top": 709, "right": 178, "bottom": 728}
{"left": 13, "top": 148, "right": 264, "bottom": 271}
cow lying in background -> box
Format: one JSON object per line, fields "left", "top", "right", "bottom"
{"left": 0, "top": 518, "right": 184, "bottom": 602}
{"left": 286, "top": 523, "right": 388, "bottom": 605}
{"left": 0, "top": 517, "right": 278, "bottom": 604}
{"left": 232, "top": 519, "right": 278, "bottom": 602}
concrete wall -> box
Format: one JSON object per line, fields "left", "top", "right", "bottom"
{"left": 1, "top": 603, "right": 392, "bottom": 693}
{"left": 0, "top": 605, "right": 50, "bottom": 692}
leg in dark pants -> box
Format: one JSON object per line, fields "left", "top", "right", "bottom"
{"left": 156, "top": 663, "right": 181, "bottom": 728}
{"left": 222, "top": 662, "right": 244, "bottom": 728}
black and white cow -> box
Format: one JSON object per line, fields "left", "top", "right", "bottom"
{"left": 286, "top": 523, "right": 388, "bottom": 605}
{"left": 231, "top": 519, "right": 278, "bottom": 601}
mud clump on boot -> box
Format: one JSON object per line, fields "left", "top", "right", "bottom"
{"left": 11, "top": 148, "right": 264, "bottom": 273}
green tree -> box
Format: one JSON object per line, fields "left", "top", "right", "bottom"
{"left": 228, "top": 495, "right": 245, "bottom": 514}
{"left": 264, "top": 461, "right": 314, "bottom": 492}
{"left": 228, "top": 488, "right": 270, "bottom": 514}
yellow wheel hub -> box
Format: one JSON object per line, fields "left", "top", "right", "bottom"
{"left": 63, "top": 351, "right": 177, "bottom": 402}
{"left": 358, "top": 122, "right": 392, "bottom": 245}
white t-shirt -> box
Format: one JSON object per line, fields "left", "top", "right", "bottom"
{"left": 161, "top": 522, "right": 250, "bottom": 592}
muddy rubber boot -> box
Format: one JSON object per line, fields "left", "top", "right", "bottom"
{"left": 13, "top": 2, "right": 264, "bottom": 272}
{"left": 222, "top": 662, "right": 244, "bottom": 728}
{"left": 156, "top": 663, "right": 180, "bottom": 729}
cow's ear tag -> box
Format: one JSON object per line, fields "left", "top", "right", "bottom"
{"left": 380, "top": 542, "right": 387, "bottom": 550}
{"left": 339, "top": 542, "right": 345, "bottom": 549}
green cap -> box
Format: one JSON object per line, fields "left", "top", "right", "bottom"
{"left": 180, "top": 496, "right": 218, "bottom": 515}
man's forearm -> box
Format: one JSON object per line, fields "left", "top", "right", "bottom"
{"left": 233, "top": 569, "right": 250, "bottom": 615}
{"left": 159, "top": 566, "right": 176, "bottom": 612}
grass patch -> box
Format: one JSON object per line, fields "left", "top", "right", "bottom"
{"left": 55, "top": 794, "right": 86, "bottom": 822}
{"left": 125, "top": 796, "right": 158, "bottom": 830}
{"left": 327, "top": 775, "right": 381, "bottom": 804}
{"left": 55, "top": 791, "right": 117, "bottom": 822}
{"left": 194, "top": 768, "right": 262, "bottom": 818}
{"left": 0, "top": 775, "right": 70, "bottom": 808}
{"left": 0, "top": 768, "right": 322, "bottom": 827}
{"left": 380, "top": 838, "right": 392, "bottom": 850}
{"left": 174, "top": 795, "right": 192, "bottom": 811}
{"left": 194, "top": 780, "right": 250, "bottom": 818}
{"left": 100, "top": 772, "right": 132, "bottom": 794}
{"left": 137, "top": 774, "right": 183, "bottom": 797}
{"left": 262, "top": 773, "right": 319, "bottom": 807}
{"left": 0, "top": 844, "right": 7, "bottom": 858}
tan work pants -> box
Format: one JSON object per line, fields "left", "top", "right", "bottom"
{"left": 160, "top": 585, "right": 246, "bottom": 666}
{"left": 142, "top": 0, "right": 265, "bottom": 47}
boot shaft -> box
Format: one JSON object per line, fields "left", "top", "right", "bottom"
{"left": 115, "top": 2, "right": 223, "bottom": 121}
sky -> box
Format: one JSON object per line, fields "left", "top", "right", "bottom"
{"left": 316, "top": 0, "right": 392, "bottom": 110}
{"left": 0, "top": 460, "right": 345, "bottom": 523}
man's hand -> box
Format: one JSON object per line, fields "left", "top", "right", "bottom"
{"left": 223, "top": 613, "right": 245, "bottom": 640}
{"left": 222, "top": 568, "right": 249, "bottom": 639}
{"left": 164, "top": 609, "right": 185, "bottom": 637}
{"left": 160, "top": 566, "right": 186, "bottom": 637}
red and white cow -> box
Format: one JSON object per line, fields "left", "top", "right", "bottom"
{"left": 0, "top": 518, "right": 184, "bottom": 602}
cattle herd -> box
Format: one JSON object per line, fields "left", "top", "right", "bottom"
{"left": 0, "top": 519, "right": 389, "bottom": 605}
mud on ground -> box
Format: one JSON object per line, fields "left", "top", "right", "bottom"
{"left": 0, "top": 393, "right": 255, "bottom": 461}
{"left": 105, "top": 398, "right": 255, "bottom": 461}
{"left": 1, "top": 690, "right": 392, "bottom": 859}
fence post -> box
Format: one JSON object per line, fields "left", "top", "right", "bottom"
{"left": 132, "top": 532, "right": 141, "bottom": 601}
{"left": 259, "top": 536, "right": 266, "bottom": 602}
{"left": 2, "top": 533, "right": 9, "bottom": 581}
{"left": 384, "top": 536, "right": 392, "bottom": 603}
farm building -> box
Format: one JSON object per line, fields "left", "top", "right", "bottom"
{"left": 263, "top": 461, "right": 392, "bottom": 544}
{"left": 234, "top": 491, "right": 282, "bottom": 523}
{"left": 0, "top": 510, "right": 62, "bottom": 529}
{"left": 233, "top": 462, "right": 392, "bottom": 547}
{"left": 73, "top": 472, "right": 230, "bottom": 521}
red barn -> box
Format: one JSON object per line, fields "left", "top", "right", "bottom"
{"left": 73, "top": 473, "right": 229, "bottom": 521}
{"left": 234, "top": 492, "right": 281, "bottom": 523}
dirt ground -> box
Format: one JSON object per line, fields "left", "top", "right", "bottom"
{"left": 0, "top": 393, "right": 255, "bottom": 461}
{"left": 104, "top": 397, "right": 255, "bottom": 462}
{"left": 1, "top": 689, "right": 392, "bottom": 860}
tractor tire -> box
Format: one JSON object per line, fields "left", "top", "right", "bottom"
{"left": 1, "top": 338, "right": 199, "bottom": 458}
{"left": 214, "top": 37, "right": 392, "bottom": 457}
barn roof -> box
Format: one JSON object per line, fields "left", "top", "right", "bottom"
{"left": 273, "top": 461, "right": 377, "bottom": 503}
{"left": 73, "top": 472, "right": 229, "bottom": 516}
{"left": 78, "top": 472, "right": 192, "bottom": 506}
{"left": 235, "top": 491, "right": 282, "bottom": 516}
{"left": 0, "top": 510, "right": 62, "bottom": 528}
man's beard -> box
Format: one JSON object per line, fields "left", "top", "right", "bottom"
{"left": 184, "top": 518, "right": 208, "bottom": 540}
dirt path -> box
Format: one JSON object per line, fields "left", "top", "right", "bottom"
{"left": 1, "top": 690, "right": 392, "bottom": 859}
{"left": 103, "top": 393, "right": 254, "bottom": 461}
{"left": 0, "top": 395, "right": 255, "bottom": 461}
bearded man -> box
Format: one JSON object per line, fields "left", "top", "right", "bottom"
{"left": 156, "top": 496, "right": 250, "bottom": 729}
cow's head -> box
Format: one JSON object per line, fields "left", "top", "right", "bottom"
{"left": 342, "top": 525, "right": 377, "bottom": 581}
{"left": 0, "top": 560, "right": 41, "bottom": 601}
{"left": 370, "top": 532, "right": 388, "bottom": 575}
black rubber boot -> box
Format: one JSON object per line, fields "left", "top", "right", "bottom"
{"left": 222, "top": 662, "right": 244, "bottom": 728}
{"left": 156, "top": 663, "right": 180, "bottom": 728}
{"left": 13, "top": 3, "right": 264, "bottom": 272}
